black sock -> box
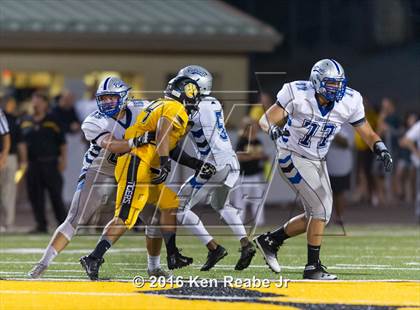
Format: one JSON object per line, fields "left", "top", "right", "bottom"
{"left": 270, "top": 226, "right": 290, "bottom": 244}
{"left": 162, "top": 231, "right": 176, "bottom": 256}
{"left": 90, "top": 239, "right": 111, "bottom": 260}
{"left": 307, "top": 244, "right": 320, "bottom": 265}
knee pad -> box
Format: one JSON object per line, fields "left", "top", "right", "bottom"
{"left": 57, "top": 220, "right": 76, "bottom": 241}
{"left": 145, "top": 225, "right": 161, "bottom": 238}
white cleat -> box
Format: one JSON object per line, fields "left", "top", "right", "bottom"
{"left": 147, "top": 267, "right": 171, "bottom": 278}
{"left": 28, "top": 263, "right": 48, "bottom": 279}
{"left": 253, "top": 233, "right": 281, "bottom": 274}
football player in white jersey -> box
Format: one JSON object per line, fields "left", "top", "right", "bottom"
{"left": 28, "top": 77, "right": 164, "bottom": 278}
{"left": 254, "top": 59, "right": 393, "bottom": 280}
{"left": 176, "top": 65, "right": 256, "bottom": 271}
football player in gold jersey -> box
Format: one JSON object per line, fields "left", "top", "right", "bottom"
{"left": 80, "top": 76, "right": 203, "bottom": 279}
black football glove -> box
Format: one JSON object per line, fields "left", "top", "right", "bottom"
{"left": 151, "top": 156, "right": 171, "bottom": 184}
{"left": 373, "top": 141, "right": 393, "bottom": 172}
{"left": 196, "top": 161, "right": 216, "bottom": 180}
{"left": 129, "top": 131, "right": 155, "bottom": 148}
{"left": 268, "top": 125, "right": 290, "bottom": 141}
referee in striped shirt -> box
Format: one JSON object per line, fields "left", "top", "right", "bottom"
{"left": 0, "top": 108, "right": 10, "bottom": 170}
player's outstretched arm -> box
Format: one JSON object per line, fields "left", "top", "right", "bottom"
{"left": 169, "top": 144, "right": 216, "bottom": 179}
{"left": 354, "top": 120, "right": 393, "bottom": 172}
{"left": 100, "top": 132, "right": 155, "bottom": 154}
{"left": 259, "top": 103, "right": 289, "bottom": 140}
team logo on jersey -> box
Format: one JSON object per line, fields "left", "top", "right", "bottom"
{"left": 184, "top": 83, "right": 198, "bottom": 99}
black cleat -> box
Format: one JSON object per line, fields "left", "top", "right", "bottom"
{"left": 200, "top": 245, "right": 228, "bottom": 271}
{"left": 80, "top": 255, "right": 104, "bottom": 280}
{"left": 253, "top": 232, "right": 282, "bottom": 273}
{"left": 235, "top": 243, "right": 256, "bottom": 270}
{"left": 303, "top": 261, "right": 337, "bottom": 280}
{"left": 167, "top": 248, "right": 193, "bottom": 270}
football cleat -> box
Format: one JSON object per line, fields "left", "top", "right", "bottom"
{"left": 303, "top": 261, "right": 337, "bottom": 280}
{"left": 80, "top": 255, "right": 104, "bottom": 280}
{"left": 147, "top": 267, "right": 170, "bottom": 278}
{"left": 253, "top": 232, "right": 282, "bottom": 273}
{"left": 235, "top": 243, "right": 256, "bottom": 271}
{"left": 200, "top": 245, "right": 228, "bottom": 271}
{"left": 167, "top": 248, "right": 193, "bottom": 270}
{"left": 28, "top": 263, "right": 48, "bottom": 279}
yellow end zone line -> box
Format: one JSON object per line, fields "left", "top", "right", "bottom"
{"left": 1, "top": 280, "right": 419, "bottom": 307}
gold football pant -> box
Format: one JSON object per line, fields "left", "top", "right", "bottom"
{"left": 114, "top": 153, "right": 179, "bottom": 229}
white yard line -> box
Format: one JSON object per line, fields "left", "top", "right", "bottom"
{"left": 0, "top": 248, "right": 147, "bottom": 254}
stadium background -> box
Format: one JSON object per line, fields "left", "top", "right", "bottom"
{"left": 0, "top": 1, "right": 419, "bottom": 309}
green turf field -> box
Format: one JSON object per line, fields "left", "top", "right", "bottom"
{"left": 0, "top": 225, "right": 419, "bottom": 281}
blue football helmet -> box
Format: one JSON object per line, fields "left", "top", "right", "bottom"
{"left": 96, "top": 77, "right": 131, "bottom": 117}
{"left": 310, "top": 59, "right": 347, "bottom": 102}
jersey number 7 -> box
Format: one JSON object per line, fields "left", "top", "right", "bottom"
{"left": 298, "top": 119, "right": 336, "bottom": 149}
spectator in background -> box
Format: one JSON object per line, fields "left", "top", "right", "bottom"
{"left": 51, "top": 90, "right": 81, "bottom": 134}
{"left": 375, "top": 97, "right": 401, "bottom": 206}
{"left": 399, "top": 120, "right": 420, "bottom": 223}
{"left": 233, "top": 117, "right": 268, "bottom": 226}
{"left": 0, "top": 107, "right": 10, "bottom": 170}
{"left": 326, "top": 123, "right": 354, "bottom": 225}
{"left": 75, "top": 85, "right": 97, "bottom": 122}
{"left": 20, "top": 92, "right": 67, "bottom": 233}
{"left": 0, "top": 106, "right": 11, "bottom": 232}
{"left": 0, "top": 97, "right": 28, "bottom": 232}
{"left": 249, "top": 92, "right": 274, "bottom": 122}
{"left": 395, "top": 112, "right": 418, "bottom": 203}
{"left": 354, "top": 99, "right": 377, "bottom": 205}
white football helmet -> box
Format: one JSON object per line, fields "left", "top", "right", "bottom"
{"left": 309, "top": 59, "right": 347, "bottom": 102}
{"left": 96, "top": 77, "right": 131, "bottom": 117}
{"left": 177, "top": 65, "right": 212, "bottom": 96}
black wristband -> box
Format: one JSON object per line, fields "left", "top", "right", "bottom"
{"left": 160, "top": 156, "right": 169, "bottom": 167}
{"left": 373, "top": 140, "right": 388, "bottom": 156}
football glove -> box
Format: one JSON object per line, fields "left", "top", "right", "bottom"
{"left": 268, "top": 125, "right": 290, "bottom": 141}
{"left": 151, "top": 156, "right": 171, "bottom": 184}
{"left": 197, "top": 162, "right": 216, "bottom": 180}
{"left": 128, "top": 131, "right": 155, "bottom": 148}
{"left": 373, "top": 141, "right": 393, "bottom": 172}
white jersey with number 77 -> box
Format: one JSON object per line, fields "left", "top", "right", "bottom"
{"left": 275, "top": 80, "right": 365, "bottom": 160}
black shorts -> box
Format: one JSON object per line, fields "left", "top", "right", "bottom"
{"left": 329, "top": 174, "right": 350, "bottom": 194}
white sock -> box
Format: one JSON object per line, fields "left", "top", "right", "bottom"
{"left": 147, "top": 255, "right": 161, "bottom": 270}
{"left": 219, "top": 205, "right": 247, "bottom": 240}
{"left": 177, "top": 210, "right": 213, "bottom": 246}
{"left": 39, "top": 245, "right": 58, "bottom": 266}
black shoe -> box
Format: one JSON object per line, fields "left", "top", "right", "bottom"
{"left": 200, "top": 245, "right": 228, "bottom": 271}
{"left": 167, "top": 248, "right": 193, "bottom": 270}
{"left": 235, "top": 243, "right": 256, "bottom": 270}
{"left": 80, "top": 255, "right": 104, "bottom": 280}
{"left": 253, "top": 232, "right": 282, "bottom": 273}
{"left": 303, "top": 261, "right": 337, "bottom": 280}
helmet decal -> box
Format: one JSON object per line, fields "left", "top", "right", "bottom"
{"left": 184, "top": 83, "right": 198, "bottom": 99}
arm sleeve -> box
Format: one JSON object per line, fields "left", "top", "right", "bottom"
{"left": 0, "top": 110, "right": 10, "bottom": 135}
{"left": 348, "top": 94, "right": 366, "bottom": 126}
{"left": 169, "top": 144, "right": 202, "bottom": 170}
{"left": 275, "top": 83, "right": 294, "bottom": 115}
